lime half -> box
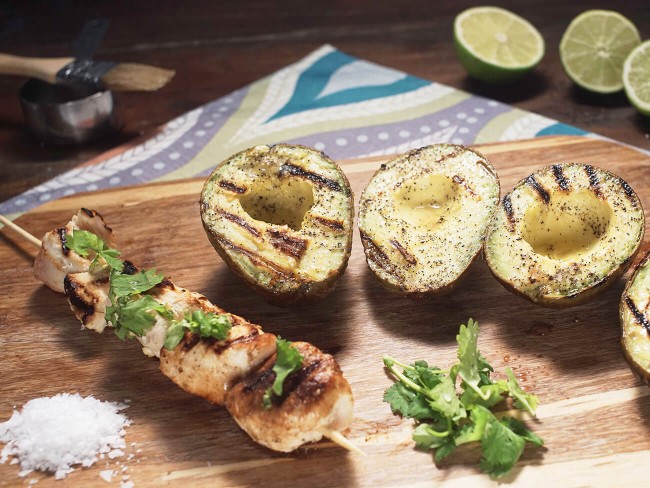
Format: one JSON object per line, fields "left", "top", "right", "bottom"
{"left": 454, "top": 6, "right": 545, "bottom": 84}
{"left": 560, "top": 10, "right": 641, "bottom": 94}
{"left": 623, "top": 40, "right": 650, "bottom": 116}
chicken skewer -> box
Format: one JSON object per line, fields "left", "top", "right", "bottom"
{"left": 4, "top": 209, "right": 361, "bottom": 455}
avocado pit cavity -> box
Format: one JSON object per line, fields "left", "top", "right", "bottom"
{"left": 240, "top": 176, "right": 314, "bottom": 231}
{"left": 393, "top": 174, "right": 461, "bottom": 228}
{"left": 521, "top": 190, "right": 612, "bottom": 261}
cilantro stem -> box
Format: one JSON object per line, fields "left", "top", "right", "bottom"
{"left": 384, "top": 356, "right": 448, "bottom": 374}
{"left": 384, "top": 358, "right": 426, "bottom": 395}
{"left": 426, "top": 417, "right": 452, "bottom": 438}
{"left": 460, "top": 373, "right": 492, "bottom": 402}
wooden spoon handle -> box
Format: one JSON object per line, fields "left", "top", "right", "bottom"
{"left": 0, "top": 53, "right": 74, "bottom": 83}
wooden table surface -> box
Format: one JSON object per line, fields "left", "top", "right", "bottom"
{"left": 1, "top": 136, "right": 649, "bottom": 487}
{"left": 0, "top": 0, "right": 649, "bottom": 203}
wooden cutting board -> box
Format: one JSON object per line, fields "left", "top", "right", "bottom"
{"left": 1, "top": 135, "right": 649, "bottom": 487}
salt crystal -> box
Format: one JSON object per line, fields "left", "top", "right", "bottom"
{"left": 127, "top": 454, "right": 134, "bottom": 460}
{"left": 109, "top": 449, "right": 125, "bottom": 459}
{"left": 99, "top": 469, "right": 114, "bottom": 483}
{"left": 122, "top": 474, "right": 129, "bottom": 481}
{"left": 120, "top": 480, "right": 134, "bottom": 488}
{"left": 0, "top": 393, "right": 130, "bottom": 479}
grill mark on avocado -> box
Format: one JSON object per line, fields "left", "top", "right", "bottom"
{"left": 452, "top": 174, "right": 477, "bottom": 197}
{"left": 212, "top": 234, "right": 295, "bottom": 279}
{"left": 502, "top": 194, "right": 515, "bottom": 230}
{"left": 218, "top": 180, "right": 247, "bottom": 194}
{"left": 625, "top": 295, "right": 650, "bottom": 332}
{"left": 64, "top": 275, "right": 96, "bottom": 325}
{"left": 267, "top": 229, "right": 308, "bottom": 259}
{"left": 216, "top": 208, "right": 261, "bottom": 237}
{"left": 279, "top": 163, "right": 344, "bottom": 193}
{"left": 584, "top": 165, "right": 603, "bottom": 198}
{"left": 313, "top": 215, "right": 345, "bottom": 231}
{"left": 360, "top": 231, "right": 400, "bottom": 278}
{"left": 619, "top": 177, "right": 638, "bottom": 207}
{"left": 552, "top": 164, "right": 570, "bottom": 191}
{"left": 525, "top": 175, "right": 551, "bottom": 203}
{"left": 390, "top": 239, "right": 416, "bottom": 265}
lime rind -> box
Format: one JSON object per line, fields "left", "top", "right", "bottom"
{"left": 623, "top": 40, "right": 650, "bottom": 116}
{"left": 454, "top": 6, "right": 545, "bottom": 84}
{"left": 559, "top": 9, "right": 641, "bottom": 94}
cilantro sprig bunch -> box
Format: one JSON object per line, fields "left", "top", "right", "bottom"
{"left": 383, "top": 319, "right": 543, "bottom": 479}
{"left": 66, "top": 229, "right": 232, "bottom": 349}
{"left": 263, "top": 337, "right": 304, "bottom": 409}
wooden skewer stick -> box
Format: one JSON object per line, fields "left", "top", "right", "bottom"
{"left": 1, "top": 212, "right": 364, "bottom": 457}
{"left": 0, "top": 214, "right": 41, "bottom": 248}
{"left": 320, "top": 428, "right": 366, "bottom": 457}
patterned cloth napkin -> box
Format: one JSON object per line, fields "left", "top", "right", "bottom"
{"left": 0, "top": 44, "right": 606, "bottom": 217}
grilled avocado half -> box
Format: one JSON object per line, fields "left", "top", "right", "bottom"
{"left": 358, "top": 144, "right": 500, "bottom": 297}
{"left": 200, "top": 144, "right": 354, "bottom": 305}
{"left": 621, "top": 250, "right": 650, "bottom": 384}
{"left": 485, "top": 163, "right": 645, "bottom": 307}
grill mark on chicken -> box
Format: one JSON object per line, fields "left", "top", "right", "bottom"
{"left": 58, "top": 228, "right": 69, "bottom": 256}
{"left": 217, "top": 208, "right": 261, "bottom": 237}
{"left": 218, "top": 180, "right": 247, "bottom": 194}
{"left": 182, "top": 332, "right": 201, "bottom": 352}
{"left": 279, "top": 163, "right": 344, "bottom": 194}
{"left": 213, "top": 234, "right": 294, "bottom": 279}
{"left": 625, "top": 295, "right": 650, "bottom": 332}
{"left": 619, "top": 177, "right": 638, "bottom": 206}
{"left": 64, "top": 275, "right": 96, "bottom": 325}
{"left": 122, "top": 260, "right": 138, "bottom": 275}
{"left": 312, "top": 215, "right": 345, "bottom": 231}
{"left": 584, "top": 165, "right": 603, "bottom": 198}
{"left": 242, "top": 364, "right": 275, "bottom": 394}
{"left": 390, "top": 239, "right": 416, "bottom": 265}
{"left": 280, "top": 359, "right": 323, "bottom": 400}
{"left": 525, "top": 175, "right": 550, "bottom": 204}
{"left": 211, "top": 327, "right": 261, "bottom": 354}
{"left": 267, "top": 229, "right": 308, "bottom": 259}
{"left": 552, "top": 164, "right": 570, "bottom": 191}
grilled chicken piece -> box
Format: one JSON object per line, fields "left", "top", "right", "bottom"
{"left": 225, "top": 341, "right": 354, "bottom": 452}
{"left": 64, "top": 269, "right": 111, "bottom": 333}
{"left": 63, "top": 263, "right": 278, "bottom": 392}
{"left": 64, "top": 259, "right": 137, "bottom": 334}
{"left": 34, "top": 208, "right": 115, "bottom": 293}
{"left": 160, "top": 320, "right": 277, "bottom": 405}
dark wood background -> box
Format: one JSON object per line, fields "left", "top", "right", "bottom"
{"left": 0, "top": 0, "right": 649, "bottom": 202}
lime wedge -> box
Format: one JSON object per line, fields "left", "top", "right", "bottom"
{"left": 623, "top": 40, "right": 650, "bottom": 116}
{"left": 559, "top": 10, "right": 641, "bottom": 94}
{"left": 453, "top": 6, "right": 545, "bottom": 84}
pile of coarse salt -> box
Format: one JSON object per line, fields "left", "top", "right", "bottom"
{"left": 0, "top": 393, "right": 130, "bottom": 480}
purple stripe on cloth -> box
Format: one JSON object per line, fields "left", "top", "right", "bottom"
{"left": 288, "top": 96, "right": 511, "bottom": 159}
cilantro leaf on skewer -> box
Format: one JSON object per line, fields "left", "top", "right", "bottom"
{"left": 263, "top": 337, "right": 304, "bottom": 409}
{"left": 163, "top": 310, "right": 232, "bottom": 350}
{"left": 66, "top": 229, "right": 123, "bottom": 271}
